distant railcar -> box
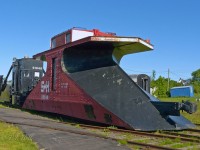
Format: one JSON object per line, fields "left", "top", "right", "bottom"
{"left": 129, "top": 74, "right": 150, "bottom": 93}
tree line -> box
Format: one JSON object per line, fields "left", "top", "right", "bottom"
{"left": 151, "top": 69, "right": 200, "bottom": 98}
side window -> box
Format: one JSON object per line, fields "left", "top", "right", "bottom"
{"left": 51, "top": 38, "right": 56, "bottom": 48}
{"left": 34, "top": 72, "right": 40, "bottom": 77}
{"left": 66, "top": 33, "right": 71, "bottom": 43}
{"left": 52, "top": 58, "right": 57, "bottom": 91}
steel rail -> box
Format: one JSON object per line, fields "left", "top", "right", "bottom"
{"left": 185, "top": 128, "right": 200, "bottom": 133}
{"left": 78, "top": 124, "right": 200, "bottom": 143}
{"left": 160, "top": 131, "right": 200, "bottom": 140}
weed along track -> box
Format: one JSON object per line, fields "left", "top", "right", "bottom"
{"left": 1, "top": 112, "right": 200, "bottom": 150}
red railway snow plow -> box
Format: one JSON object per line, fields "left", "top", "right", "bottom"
{"left": 1, "top": 28, "right": 197, "bottom": 131}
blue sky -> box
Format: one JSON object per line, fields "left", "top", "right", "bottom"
{"left": 0, "top": 0, "right": 200, "bottom": 80}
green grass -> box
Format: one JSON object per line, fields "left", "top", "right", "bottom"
{"left": 75, "top": 124, "right": 80, "bottom": 128}
{"left": 158, "top": 138, "right": 174, "bottom": 146}
{"left": 117, "top": 139, "right": 128, "bottom": 145}
{"left": 107, "top": 126, "right": 118, "bottom": 129}
{"left": 0, "top": 122, "right": 38, "bottom": 150}
{"left": 171, "top": 142, "right": 194, "bottom": 149}
{"left": 0, "top": 104, "right": 6, "bottom": 108}
{"left": 159, "top": 97, "right": 200, "bottom": 124}
{"left": 134, "top": 138, "right": 151, "bottom": 144}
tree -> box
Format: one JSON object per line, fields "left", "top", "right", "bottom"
{"left": 0, "top": 85, "right": 10, "bottom": 101}
{"left": 151, "top": 76, "right": 167, "bottom": 97}
{"left": 191, "top": 69, "right": 200, "bottom": 94}
{"left": 192, "top": 69, "right": 200, "bottom": 81}
{"left": 151, "top": 70, "right": 156, "bottom": 81}
{"left": 151, "top": 76, "right": 181, "bottom": 98}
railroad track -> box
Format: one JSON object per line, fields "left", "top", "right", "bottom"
{"left": 1, "top": 114, "right": 200, "bottom": 142}
{"left": 195, "top": 123, "right": 200, "bottom": 127}
{"left": 79, "top": 124, "right": 200, "bottom": 143}
{"left": 185, "top": 128, "right": 200, "bottom": 133}
{"left": 0, "top": 120, "right": 177, "bottom": 150}
{"left": 160, "top": 131, "right": 200, "bottom": 139}
{"left": 0, "top": 115, "right": 199, "bottom": 136}
{"left": 1, "top": 114, "right": 200, "bottom": 150}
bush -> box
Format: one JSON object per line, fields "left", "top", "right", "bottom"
{"left": 0, "top": 86, "right": 10, "bottom": 101}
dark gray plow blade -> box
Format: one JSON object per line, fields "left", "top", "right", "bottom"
{"left": 70, "top": 65, "right": 195, "bottom": 131}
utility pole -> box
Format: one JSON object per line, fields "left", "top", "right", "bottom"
{"left": 167, "top": 68, "right": 170, "bottom": 91}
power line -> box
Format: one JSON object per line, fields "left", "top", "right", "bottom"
{"left": 121, "top": 66, "right": 194, "bottom": 80}
{"left": 170, "top": 71, "right": 191, "bottom": 79}
{"left": 122, "top": 67, "right": 168, "bottom": 74}
{"left": 167, "top": 68, "right": 170, "bottom": 91}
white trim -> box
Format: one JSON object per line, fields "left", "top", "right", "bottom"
{"left": 139, "top": 39, "right": 154, "bottom": 49}
{"left": 91, "top": 37, "right": 154, "bottom": 49}
{"left": 91, "top": 37, "right": 138, "bottom": 42}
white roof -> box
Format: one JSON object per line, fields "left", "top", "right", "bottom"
{"left": 171, "top": 86, "right": 192, "bottom": 89}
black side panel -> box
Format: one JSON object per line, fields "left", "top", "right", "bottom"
{"left": 18, "top": 59, "right": 43, "bottom": 94}
{"left": 11, "top": 58, "right": 43, "bottom": 105}
{"left": 62, "top": 42, "right": 116, "bottom": 73}
{"left": 70, "top": 65, "right": 176, "bottom": 131}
